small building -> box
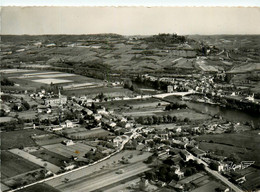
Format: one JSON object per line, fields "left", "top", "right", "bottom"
{"left": 52, "top": 127, "right": 63, "bottom": 131}
{"left": 63, "top": 164, "right": 76, "bottom": 171}
{"left": 113, "top": 136, "right": 123, "bottom": 147}
{"left": 190, "top": 147, "right": 206, "bottom": 158}
{"left": 65, "top": 120, "right": 74, "bottom": 128}
{"left": 97, "top": 107, "right": 108, "bottom": 115}
{"left": 62, "top": 140, "right": 75, "bottom": 146}
{"left": 83, "top": 108, "right": 93, "bottom": 116}
{"left": 167, "top": 85, "right": 174, "bottom": 93}
{"left": 93, "top": 114, "right": 102, "bottom": 121}
{"left": 109, "top": 122, "right": 117, "bottom": 128}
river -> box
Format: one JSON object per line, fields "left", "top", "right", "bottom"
{"left": 184, "top": 101, "right": 260, "bottom": 126}
{"left": 133, "top": 82, "right": 260, "bottom": 126}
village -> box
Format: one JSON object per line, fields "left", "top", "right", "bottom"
{"left": 1, "top": 67, "right": 259, "bottom": 192}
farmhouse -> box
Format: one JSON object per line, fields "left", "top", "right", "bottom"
{"left": 113, "top": 136, "right": 123, "bottom": 147}
{"left": 65, "top": 120, "right": 74, "bottom": 128}
{"left": 62, "top": 140, "right": 75, "bottom": 146}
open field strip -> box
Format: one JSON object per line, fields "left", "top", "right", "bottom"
{"left": 63, "top": 82, "right": 103, "bottom": 90}
{"left": 9, "top": 149, "right": 60, "bottom": 174}
{"left": 123, "top": 109, "right": 163, "bottom": 117}
{"left": 0, "top": 69, "right": 36, "bottom": 73}
{"left": 31, "top": 73, "right": 76, "bottom": 78}
{"left": 31, "top": 78, "right": 73, "bottom": 84}
{"left": 23, "top": 71, "right": 61, "bottom": 76}
{"left": 64, "top": 84, "right": 104, "bottom": 90}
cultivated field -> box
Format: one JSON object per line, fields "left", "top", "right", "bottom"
{"left": 32, "top": 78, "right": 73, "bottom": 85}
{"left": 30, "top": 148, "right": 71, "bottom": 167}
{"left": 32, "top": 134, "right": 66, "bottom": 146}
{"left": 17, "top": 183, "right": 61, "bottom": 192}
{"left": 43, "top": 142, "right": 93, "bottom": 159}
{"left": 64, "top": 128, "right": 111, "bottom": 139}
{"left": 1, "top": 151, "right": 41, "bottom": 179}
{"left": 63, "top": 86, "right": 133, "bottom": 97}
{"left": 2, "top": 70, "right": 103, "bottom": 92}
{"left": 190, "top": 181, "right": 226, "bottom": 192}
{"left": 156, "top": 109, "right": 210, "bottom": 121}
{"left": 194, "top": 131, "right": 260, "bottom": 166}
{"left": 9, "top": 148, "right": 60, "bottom": 174}
{"left": 1, "top": 129, "right": 46, "bottom": 150}
{"left": 0, "top": 69, "right": 36, "bottom": 74}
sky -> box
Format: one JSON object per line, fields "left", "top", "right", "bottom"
{"left": 1, "top": 0, "right": 260, "bottom": 6}
{"left": 1, "top": 7, "right": 260, "bottom": 35}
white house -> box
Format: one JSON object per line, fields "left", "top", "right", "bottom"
{"left": 65, "top": 120, "right": 74, "bottom": 128}
{"left": 93, "top": 114, "right": 102, "bottom": 121}
{"left": 113, "top": 136, "right": 123, "bottom": 147}
{"left": 62, "top": 140, "right": 75, "bottom": 146}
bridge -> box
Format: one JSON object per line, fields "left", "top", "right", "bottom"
{"left": 153, "top": 90, "right": 197, "bottom": 99}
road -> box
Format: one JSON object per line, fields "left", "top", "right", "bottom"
{"left": 56, "top": 162, "right": 150, "bottom": 192}
{"left": 205, "top": 167, "right": 243, "bottom": 192}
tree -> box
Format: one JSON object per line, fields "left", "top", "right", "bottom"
{"left": 23, "top": 101, "right": 30, "bottom": 110}
{"left": 147, "top": 116, "right": 153, "bottom": 125}
{"left": 184, "top": 168, "right": 193, "bottom": 176}
{"left": 184, "top": 117, "right": 190, "bottom": 123}
{"left": 209, "top": 161, "right": 219, "bottom": 171}
{"left": 152, "top": 115, "right": 158, "bottom": 124}
{"left": 97, "top": 92, "right": 105, "bottom": 102}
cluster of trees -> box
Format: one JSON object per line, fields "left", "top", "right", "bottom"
{"left": 146, "top": 33, "right": 186, "bottom": 45}
{"left": 145, "top": 164, "right": 180, "bottom": 183}
{"left": 123, "top": 78, "right": 135, "bottom": 91}
{"left": 136, "top": 115, "right": 190, "bottom": 125}
{"left": 1, "top": 77, "right": 14, "bottom": 86}
{"left": 85, "top": 150, "right": 106, "bottom": 162}
{"left": 144, "top": 157, "right": 204, "bottom": 183}
{"left": 224, "top": 97, "right": 260, "bottom": 114}
{"left": 165, "top": 102, "right": 187, "bottom": 111}
{"left": 0, "top": 118, "right": 25, "bottom": 131}
{"left": 134, "top": 75, "right": 168, "bottom": 91}
{"left": 136, "top": 115, "right": 178, "bottom": 125}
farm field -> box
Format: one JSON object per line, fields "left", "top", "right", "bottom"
{"left": 190, "top": 181, "right": 225, "bottom": 192}
{"left": 156, "top": 109, "right": 210, "bottom": 121}
{"left": 65, "top": 128, "right": 111, "bottom": 139}
{"left": 240, "top": 169, "right": 260, "bottom": 190}
{"left": 32, "top": 78, "right": 73, "bottom": 84}
{"left": 43, "top": 142, "right": 93, "bottom": 159}
{"left": 9, "top": 148, "right": 61, "bottom": 174}
{"left": 1, "top": 151, "right": 41, "bottom": 179}
{"left": 31, "top": 148, "right": 70, "bottom": 167}
{"left": 194, "top": 131, "right": 260, "bottom": 166}
{"left": 0, "top": 69, "right": 36, "bottom": 73}
{"left": 17, "top": 183, "right": 61, "bottom": 192}
{"left": 1, "top": 69, "right": 103, "bottom": 92}
{"left": 32, "top": 133, "right": 66, "bottom": 146}
{"left": 17, "top": 110, "right": 37, "bottom": 120}
{"left": 1, "top": 129, "right": 46, "bottom": 150}
{"left": 63, "top": 86, "right": 133, "bottom": 97}
{"left": 100, "top": 98, "right": 161, "bottom": 109}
